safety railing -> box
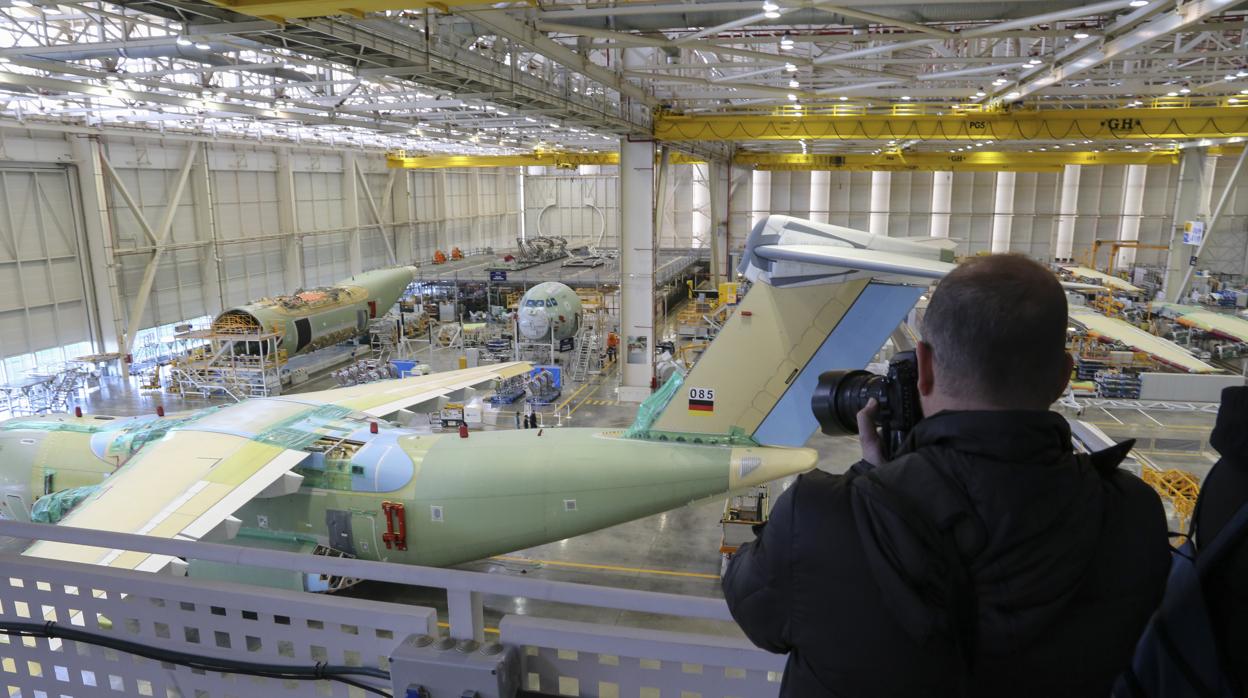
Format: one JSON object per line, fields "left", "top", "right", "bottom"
{"left": 0, "top": 520, "right": 784, "bottom": 697}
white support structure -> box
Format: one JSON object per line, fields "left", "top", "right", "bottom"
{"left": 1176, "top": 145, "right": 1248, "bottom": 300}
{"left": 749, "top": 169, "right": 771, "bottom": 232}
{"left": 357, "top": 165, "right": 398, "bottom": 265}
{"left": 394, "top": 170, "right": 415, "bottom": 263}
{"left": 69, "top": 135, "right": 124, "bottom": 354}
{"left": 869, "top": 170, "right": 891, "bottom": 237}
{"left": 618, "top": 138, "right": 656, "bottom": 403}
{"left": 114, "top": 144, "right": 198, "bottom": 361}
{"left": 991, "top": 171, "right": 1016, "bottom": 254}
{"left": 276, "top": 150, "right": 303, "bottom": 291}
{"left": 929, "top": 170, "right": 952, "bottom": 239}
{"left": 706, "top": 160, "right": 727, "bottom": 284}
{"left": 1117, "top": 163, "right": 1148, "bottom": 268}
{"left": 1055, "top": 164, "right": 1081, "bottom": 261}
{"left": 190, "top": 142, "right": 224, "bottom": 316}
{"left": 1163, "top": 148, "right": 1211, "bottom": 299}
{"left": 343, "top": 152, "right": 362, "bottom": 275}
{"left": 809, "top": 170, "right": 831, "bottom": 224}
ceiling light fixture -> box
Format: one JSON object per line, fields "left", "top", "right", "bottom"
{"left": 780, "top": 32, "right": 794, "bottom": 49}
{"left": 787, "top": 93, "right": 798, "bottom": 101}
{"left": 976, "top": 88, "right": 986, "bottom": 97}
{"left": 1179, "top": 86, "right": 1191, "bottom": 94}
{"left": 1129, "top": 0, "right": 1148, "bottom": 5}
{"left": 1027, "top": 57, "right": 1042, "bottom": 66}
{"left": 1073, "top": 31, "right": 1089, "bottom": 39}
{"left": 789, "top": 79, "right": 799, "bottom": 88}
{"left": 839, "top": 95, "right": 848, "bottom": 101}
{"left": 900, "top": 95, "right": 911, "bottom": 100}
{"left": 762, "top": 1, "right": 779, "bottom": 10}
{"left": 1167, "top": 91, "right": 1179, "bottom": 97}
{"left": 764, "top": 10, "right": 780, "bottom": 18}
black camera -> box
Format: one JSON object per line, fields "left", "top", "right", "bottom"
{"left": 810, "top": 350, "right": 923, "bottom": 461}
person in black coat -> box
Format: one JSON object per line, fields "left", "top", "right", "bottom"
{"left": 1193, "top": 385, "right": 1248, "bottom": 691}
{"left": 723, "top": 254, "right": 1171, "bottom": 698}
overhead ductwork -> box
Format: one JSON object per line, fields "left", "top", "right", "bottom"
{"left": 552, "top": 1, "right": 1097, "bottom": 32}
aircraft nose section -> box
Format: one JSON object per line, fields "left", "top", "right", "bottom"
{"left": 729, "top": 446, "right": 818, "bottom": 489}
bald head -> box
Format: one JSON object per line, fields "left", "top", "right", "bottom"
{"left": 922, "top": 254, "right": 1070, "bottom": 410}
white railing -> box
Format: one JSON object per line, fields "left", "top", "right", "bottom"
{"left": 0, "top": 521, "right": 784, "bottom": 697}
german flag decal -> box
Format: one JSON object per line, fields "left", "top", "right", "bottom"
{"left": 688, "top": 387, "right": 715, "bottom": 415}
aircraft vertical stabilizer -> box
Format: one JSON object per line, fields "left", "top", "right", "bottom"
{"left": 647, "top": 215, "right": 946, "bottom": 447}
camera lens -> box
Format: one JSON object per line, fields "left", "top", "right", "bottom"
{"left": 811, "top": 370, "right": 884, "bottom": 436}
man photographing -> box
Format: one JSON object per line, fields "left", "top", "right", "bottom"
{"left": 722, "top": 254, "right": 1170, "bottom": 697}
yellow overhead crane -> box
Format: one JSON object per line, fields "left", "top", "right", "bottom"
{"left": 389, "top": 148, "right": 1207, "bottom": 173}
{"left": 653, "top": 104, "right": 1248, "bottom": 143}
{"left": 386, "top": 150, "right": 704, "bottom": 169}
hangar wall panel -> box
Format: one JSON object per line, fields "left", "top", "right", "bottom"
{"left": 0, "top": 126, "right": 524, "bottom": 373}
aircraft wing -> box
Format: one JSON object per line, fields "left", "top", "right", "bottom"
{"left": 297, "top": 361, "right": 533, "bottom": 416}
{"left": 752, "top": 244, "right": 955, "bottom": 280}
{"left": 23, "top": 430, "right": 308, "bottom": 572}
{"left": 1069, "top": 309, "right": 1218, "bottom": 374}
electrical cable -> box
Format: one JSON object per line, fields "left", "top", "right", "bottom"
{"left": 0, "top": 621, "right": 392, "bottom": 697}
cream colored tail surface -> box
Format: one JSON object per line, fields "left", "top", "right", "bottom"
{"left": 651, "top": 278, "right": 924, "bottom": 447}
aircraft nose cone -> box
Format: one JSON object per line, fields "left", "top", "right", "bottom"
{"left": 729, "top": 446, "right": 818, "bottom": 489}
{"left": 518, "top": 309, "right": 550, "bottom": 340}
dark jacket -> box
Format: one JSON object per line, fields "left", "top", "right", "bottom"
{"left": 723, "top": 410, "right": 1170, "bottom": 697}
{"left": 1193, "top": 386, "right": 1248, "bottom": 691}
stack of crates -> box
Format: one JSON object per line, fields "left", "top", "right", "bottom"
{"left": 1094, "top": 369, "right": 1142, "bottom": 399}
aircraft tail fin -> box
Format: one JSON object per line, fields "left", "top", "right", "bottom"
{"left": 640, "top": 215, "right": 941, "bottom": 447}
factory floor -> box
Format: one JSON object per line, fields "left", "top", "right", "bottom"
{"left": 29, "top": 341, "right": 1221, "bottom": 641}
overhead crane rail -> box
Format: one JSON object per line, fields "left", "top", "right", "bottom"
{"left": 387, "top": 148, "right": 1225, "bottom": 173}
{"left": 386, "top": 150, "right": 703, "bottom": 169}
{"left": 653, "top": 105, "right": 1248, "bottom": 143}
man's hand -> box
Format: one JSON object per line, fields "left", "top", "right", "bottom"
{"left": 857, "top": 397, "right": 885, "bottom": 467}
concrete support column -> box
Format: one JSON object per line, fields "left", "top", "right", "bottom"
{"left": 1163, "top": 149, "right": 1209, "bottom": 299}
{"left": 809, "top": 170, "right": 831, "bottom": 223}
{"left": 617, "top": 139, "right": 656, "bottom": 403}
{"left": 750, "top": 169, "right": 771, "bottom": 231}
{"left": 69, "top": 135, "right": 123, "bottom": 353}
{"left": 703, "top": 161, "right": 728, "bottom": 284}
{"left": 707, "top": 160, "right": 730, "bottom": 284}
{"left": 692, "top": 163, "right": 711, "bottom": 252}
{"left": 869, "top": 170, "right": 891, "bottom": 237}
{"left": 189, "top": 143, "right": 223, "bottom": 315}
{"left": 276, "top": 151, "right": 302, "bottom": 290}
{"left": 342, "top": 152, "right": 362, "bottom": 275}
{"left": 1117, "top": 164, "right": 1147, "bottom": 269}
{"left": 929, "top": 170, "right": 952, "bottom": 238}
{"left": 990, "top": 171, "right": 1016, "bottom": 253}
{"left": 1055, "top": 164, "right": 1081, "bottom": 261}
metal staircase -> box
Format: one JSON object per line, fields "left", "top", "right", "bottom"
{"left": 568, "top": 328, "right": 598, "bottom": 382}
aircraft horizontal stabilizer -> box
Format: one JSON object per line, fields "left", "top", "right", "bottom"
{"left": 753, "top": 244, "right": 954, "bottom": 281}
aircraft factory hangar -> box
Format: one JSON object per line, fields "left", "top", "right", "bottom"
{"left": 0, "top": 0, "right": 1245, "bottom": 693}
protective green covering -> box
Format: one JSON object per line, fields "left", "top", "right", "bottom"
{"left": 622, "top": 372, "right": 759, "bottom": 446}
{"left": 31, "top": 485, "right": 101, "bottom": 524}
{"left": 623, "top": 372, "right": 685, "bottom": 440}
